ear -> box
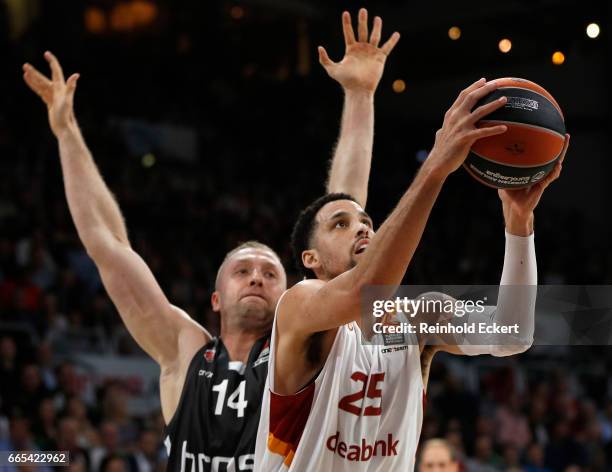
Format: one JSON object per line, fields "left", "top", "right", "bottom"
{"left": 211, "top": 291, "right": 221, "bottom": 313}
{"left": 302, "top": 249, "right": 321, "bottom": 272}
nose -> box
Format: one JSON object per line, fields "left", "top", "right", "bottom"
{"left": 249, "top": 268, "right": 263, "bottom": 287}
{"left": 356, "top": 222, "right": 370, "bottom": 238}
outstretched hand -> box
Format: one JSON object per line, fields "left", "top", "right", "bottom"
{"left": 23, "top": 51, "right": 79, "bottom": 137}
{"left": 318, "top": 8, "right": 400, "bottom": 94}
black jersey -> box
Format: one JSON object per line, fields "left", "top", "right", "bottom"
{"left": 164, "top": 334, "right": 270, "bottom": 471}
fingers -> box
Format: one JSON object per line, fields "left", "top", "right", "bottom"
{"left": 65, "top": 73, "right": 79, "bottom": 110}
{"left": 468, "top": 124, "right": 507, "bottom": 140}
{"left": 451, "top": 78, "right": 485, "bottom": 109}
{"left": 534, "top": 162, "right": 561, "bottom": 192}
{"left": 459, "top": 80, "right": 501, "bottom": 112}
{"left": 357, "top": 8, "right": 368, "bottom": 42}
{"left": 318, "top": 46, "right": 335, "bottom": 68}
{"left": 369, "top": 16, "right": 382, "bottom": 47}
{"left": 66, "top": 73, "right": 79, "bottom": 93}
{"left": 380, "top": 31, "right": 400, "bottom": 56}
{"left": 558, "top": 133, "right": 570, "bottom": 165}
{"left": 44, "top": 50, "right": 65, "bottom": 85}
{"left": 470, "top": 96, "right": 508, "bottom": 122}
{"left": 342, "top": 11, "right": 356, "bottom": 46}
{"left": 22, "top": 63, "right": 52, "bottom": 100}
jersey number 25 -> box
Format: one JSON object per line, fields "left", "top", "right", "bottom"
{"left": 338, "top": 372, "right": 385, "bottom": 416}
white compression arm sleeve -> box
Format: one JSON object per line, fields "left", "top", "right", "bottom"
{"left": 457, "top": 230, "right": 537, "bottom": 356}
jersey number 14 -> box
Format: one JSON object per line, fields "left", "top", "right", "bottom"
{"left": 212, "top": 380, "right": 248, "bottom": 418}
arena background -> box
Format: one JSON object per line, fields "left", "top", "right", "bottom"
{"left": 0, "top": 0, "right": 610, "bottom": 470}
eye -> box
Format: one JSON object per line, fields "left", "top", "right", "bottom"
{"left": 235, "top": 268, "right": 248, "bottom": 275}
{"left": 265, "top": 272, "right": 277, "bottom": 278}
{"left": 335, "top": 220, "right": 348, "bottom": 229}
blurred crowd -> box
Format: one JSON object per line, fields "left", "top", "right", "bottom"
{"left": 1, "top": 1, "right": 612, "bottom": 471}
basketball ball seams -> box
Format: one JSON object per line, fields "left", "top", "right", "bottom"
{"left": 477, "top": 120, "right": 566, "bottom": 140}
{"left": 462, "top": 163, "right": 507, "bottom": 189}
{"left": 469, "top": 146, "right": 561, "bottom": 169}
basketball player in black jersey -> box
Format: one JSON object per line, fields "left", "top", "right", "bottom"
{"left": 23, "top": 8, "right": 399, "bottom": 471}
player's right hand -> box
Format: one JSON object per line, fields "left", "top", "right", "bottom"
{"left": 426, "top": 79, "right": 508, "bottom": 178}
{"left": 23, "top": 51, "right": 79, "bottom": 138}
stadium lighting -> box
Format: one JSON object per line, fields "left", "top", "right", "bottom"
{"left": 448, "top": 26, "right": 461, "bottom": 40}
{"left": 392, "top": 79, "right": 406, "bottom": 93}
{"left": 552, "top": 51, "right": 565, "bottom": 65}
{"left": 498, "top": 39, "right": 512, "bottom": 53}
{"left": 586, "top": 23, "right": 600, "bottom": 39}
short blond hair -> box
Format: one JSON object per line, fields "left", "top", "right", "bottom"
{"left": 214, "top": 241, "right": 282, "bottom": 289}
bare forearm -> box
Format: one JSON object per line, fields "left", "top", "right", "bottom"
{"left": 57, "top": 124, "right": 129, "bottom": 253}
{"left": 326, "top": 90, "right": 374, "bottom": 207}
{"left": 349, "top": 162, "right": 446, "bottom": 287}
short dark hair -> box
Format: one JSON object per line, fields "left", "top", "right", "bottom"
{"left": 291, "top": 193, "right": 358, "bottom": 279}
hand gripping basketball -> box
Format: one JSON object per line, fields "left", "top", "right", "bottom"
{"left": 427, "top": 79, "right": 509, "bottom": 178}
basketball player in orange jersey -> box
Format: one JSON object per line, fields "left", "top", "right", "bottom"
{"left": 22, "top": 8, "right": 399, "bottom": 470}
{"left": 255, "top": 73, "right": 570, "bottom": 469}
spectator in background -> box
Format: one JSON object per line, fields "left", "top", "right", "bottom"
{"left": 7, "top": 417, "right": 37, "bottom": 452}
{"left": 52, "top": 362, "right": 77, "bottom": 411}
{"left": 127, "top": 428, "right": 165, "bottom": 472}
{"left": 55, "top": 416, "right": 90, "bottom": 469}
{"left": 528, "top": 393, "right": 550, "bottom": 445}
{"left": 64, "top": 396, "right": 97, "bottom": 448}
{"left": 0, "top": 336, "right": 19, "bottom": 415}
{"left": 32, "top": 397, "right": 56, "bottom": 450}
{"left": 17, "top": 364, "right": 49, "bottom": 419}
{"left": 495, "top": 393, "right": 531, "bottom": 450}
{"left": 418, "top": 439, "right": 459, "bottom": 472}
{"left": 524, "top": 443, "right": 551, "bottom": 472}
{"left": 42, "top": 294, "right": 68, "bottom": 349}
{"left": 1, "top": 416, "right": 52, "bottom": 472}
{"left": 15, "top": 230, "right": 57, "bottom": 291}
{"left": 99, "top": 454, "right": 129, "bottom": 472}
{"left": 464, "top": 435, "right": 502, "bottom": 472}
{"left": 501, "top": 445, "right": 521, "bottom": 470}
{"left": 36, "top": 342, "right": 57, "bottom": 391}
{"left": 101, "top": 383, "right": 138, "bottom": 446}
{"left": 90, "top": 420, "right": 121, "bottom": 472}
{"left": 598, "top": 400, "right": 612, "bottom": 444}
{"left": 544, "top": 419, "right": 587, "bottom": 470}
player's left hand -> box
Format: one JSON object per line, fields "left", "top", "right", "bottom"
{"left": 498, "top": 134, "right": 570, "bottom": 229}
{"left": 318, "top": 8, "right": 400, "bottom": 94}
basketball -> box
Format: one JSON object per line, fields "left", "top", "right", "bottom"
{"left": 464, "top": 77, "right": 566, "bottom": 189}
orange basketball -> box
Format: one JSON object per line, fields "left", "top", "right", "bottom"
{"left": 464, "top": 77, "right": 566, "bottom": 189}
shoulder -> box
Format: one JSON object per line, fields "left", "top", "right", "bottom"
{"left": 275, "top": 280, "right": 326, "bottom": 339}
{"left": 277, "top": 279, "right": 325, "bottom": 320}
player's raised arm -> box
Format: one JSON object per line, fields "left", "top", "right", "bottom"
{"left": 22, "top": 53, "right": 210, "bottom": 371}
{"left": 323, "top": 9, "right": 399, "bottom": 208}
{"left": 280, "top": 79, "right": 510, "bottom": 337}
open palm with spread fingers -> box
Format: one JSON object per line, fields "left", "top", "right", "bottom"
{"left": 318, "top": 8, "right": 400, "bottom": 93}
{"left": 23, "top": 51, "right": 79, "bottom": 137}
